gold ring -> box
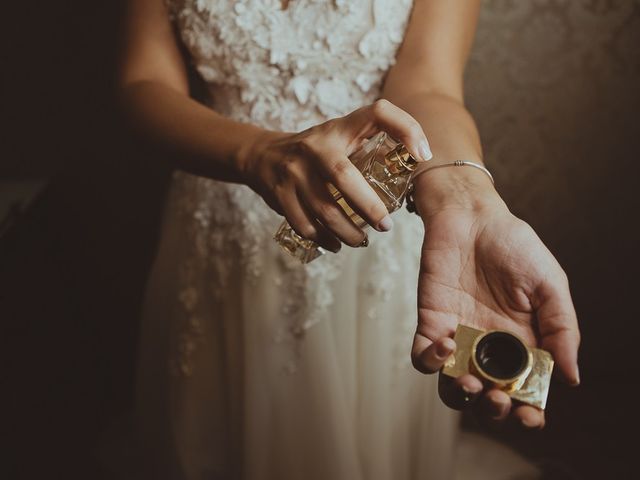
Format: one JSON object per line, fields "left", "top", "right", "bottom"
{"left": 358, "top": 235, "right": 369, "bottom": 248}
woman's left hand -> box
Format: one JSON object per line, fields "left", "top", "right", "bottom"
{"left": 410, "top": 174, "right": 580, "bottom": 429}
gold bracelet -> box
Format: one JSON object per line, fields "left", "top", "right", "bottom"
{"left": 405, "top": 160, "right": 495, "bottom": 215}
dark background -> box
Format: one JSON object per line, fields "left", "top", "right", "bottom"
{"left": 1, "top": 1, "right": 638, "bottom": 479}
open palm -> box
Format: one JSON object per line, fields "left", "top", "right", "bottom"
{"left": 412, "top": 206, "right": 580, "bottom": 428}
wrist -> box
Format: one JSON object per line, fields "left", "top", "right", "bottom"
{"left": 411, "top": 162, "right": 507, "bottom": 219}
{"left": 234, "top": 127, "right": 277, "bottom": 184}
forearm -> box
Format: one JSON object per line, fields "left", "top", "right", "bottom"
{"left": 118, "top": 80, "right": 265, "bottom": 183}
{"left": 382, "top": 90, "right": 505, "bottom": 217}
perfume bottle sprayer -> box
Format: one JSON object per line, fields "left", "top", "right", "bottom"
{"left": 274, "top": 132, "right": 418, "bottom": 263}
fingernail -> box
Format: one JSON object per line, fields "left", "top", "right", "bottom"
{"left": 418, "top": 140, "right": 433, "bottom": 162}
{"left": 573, "top": 370, "right": 581, "bottom": 386}
{"left": 378, "top": 215, "right": 393, "bottom": 232}
{"left": 462, "top": 384, "right": 481, "bottom": 395}
{"left": 521, "top": 416, "right": 538, "bottom": 428}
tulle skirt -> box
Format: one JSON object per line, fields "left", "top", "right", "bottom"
{"left": 133, "top": 176, "right": 460, "bottom": 480}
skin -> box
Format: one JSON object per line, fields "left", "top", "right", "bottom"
{"left": 382, "top": 0, "right": 580, "bottom": 429}
{"left": 119, "top": 0, "right": 580, "bottom": 430}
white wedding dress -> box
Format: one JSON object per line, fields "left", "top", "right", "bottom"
{"left": 130, "top": 1, "right": 538, "bottom": 479}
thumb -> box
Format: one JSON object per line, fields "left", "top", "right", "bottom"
{"left": 534, "top": 274, "right": 581, "bottom": 386}
{"left": 542, "top": 329, "right": 580, "bottom": 386}
{"left": 411, "top": 334, "right": 456, "bottom": 375}
{"left": 340, "top": 100, "right": 433, "bottom": 162}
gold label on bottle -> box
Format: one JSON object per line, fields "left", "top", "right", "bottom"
{"left": 329, "top": 184, "right": 368, "bottom": 229}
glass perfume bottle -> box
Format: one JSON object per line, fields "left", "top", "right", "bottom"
{"left": 274, "top": 131, "right": 418, "bottom": 263}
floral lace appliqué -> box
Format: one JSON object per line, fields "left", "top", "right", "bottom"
{"left": 164, "top": 0, "right": 415, "bottom": 375}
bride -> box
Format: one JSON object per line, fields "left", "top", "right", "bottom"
{"left": 117, "top": 0, "right": 581, "bottom": 478}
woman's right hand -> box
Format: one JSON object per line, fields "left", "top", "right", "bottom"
{"left": 237, "top": 100, "right": 433, "bottom": 252}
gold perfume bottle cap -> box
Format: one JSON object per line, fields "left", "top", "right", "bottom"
{"left": 385, "top": 144, "right": 418, "bottom": 172}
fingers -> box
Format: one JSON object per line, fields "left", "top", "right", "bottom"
{"left": 261, "top": 101, "right": 431, "bottom": 245}
{"left": 274, "top": 99, "right": 430, "bottom": 239}
{"left": 472, "top": 390, "right": 545, "bottom": 429}
{"left": 439, "top": 374, "right": 512, "bottom": 422}
{"left": 438, "top": 373, "right": 483, "bottom": 410}
{"left": 471, "top": 388, "right": 512, "bottom": 428}
{"left": 417, "top": 331, "right": 545, "bottom": 430}
{"left": 309, "top": 100, "right": 432, "bottom": 233}
{"left": 276, "top": 184, "right": 341, "bottom": 253}
{"left": 534, "top": 272, "right": 581, "bottom": 386}
{"left": 411, "top": 335, "right": 456, "bottom": 374}
{"left": 478, "top": 389, "right": 511, "bottom": 422}
{"left": 512, "top": 404, "right": 546, "bottom": 429}
{"left": 313, "top": 145, "right": 393, "bottom": 234}
{"left": 344, "top": 99, "right": 433, "bottom": 162}
{"left": 438, "top": 375, "right": 546, "bottom": 430}
{"left": 295, "top": 163, "right": 368, "bottom": 248}
{"left": 438, "top": 375, "right": 512, "bottom": 420}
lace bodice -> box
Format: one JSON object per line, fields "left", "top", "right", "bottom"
{"left": 164, "top": 0, "right": 421, "bottom": 375}
{"left": 167, "top": 0, "right": 413, "bottom": 131}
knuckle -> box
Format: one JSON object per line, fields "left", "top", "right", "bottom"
{"left": 320, "top": 118, "right": 339, "bottom": 131}
{"left": 301, "top": 124, "right": 320, "bottom": 136}
{"left": 371, "top": 98, "right": 392, "bottom": 117}
{"left": 274, "top": 156, "right": 297, "bottom": 182}
{"left": 317, "top": 202, "right": 341, "bottom": 226}
{"left": 296, "top": 135, "right": 321, "bottom": 157}
{"left": 289, "top": 137, "right": 317, "bottom": 163}
{"left": 298, "top": 136, "right": 314, "bottom": 151}
{"left": 329, "top": 159, "right": 352, "bottom": 178}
